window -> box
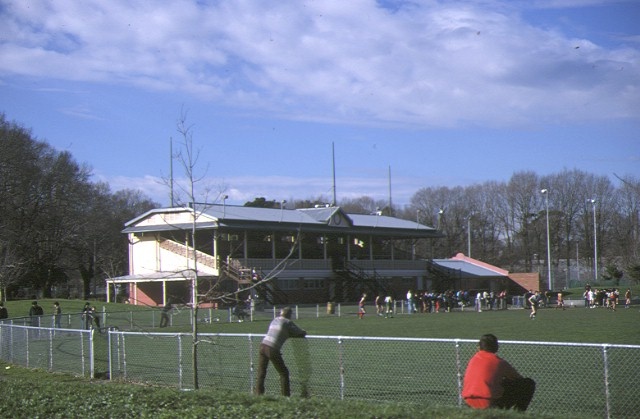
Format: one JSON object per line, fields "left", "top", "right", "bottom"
{"left": 278, "top": 279, "right": 299, "bottom": 290}
{"left": 304, "top": 279, "right": 324, "bottom": 289}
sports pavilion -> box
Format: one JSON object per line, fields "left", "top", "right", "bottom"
{"left": 106, "top": 204, "right": 537, "bottom": 307}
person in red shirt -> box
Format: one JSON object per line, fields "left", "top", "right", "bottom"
{"left": 462, "top": 334, "right": 535, "bottom": 411}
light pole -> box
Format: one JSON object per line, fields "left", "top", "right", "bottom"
{"left": 541, "top": 189, "right": 552, "bottom": 290}
{"left": 222, "top": 195, "right": 228, "bottom": 217}
{"left": 466, "top": 213, "right": 473, "bottom": 258}
{"left": 280, "top": 200, "right": 287, "bottom": 222}
{"left": 592, "top": 199, "right": 598, "bottom": 281}
{"left": 576, "top": 240, "right": 580, "bottom": 282}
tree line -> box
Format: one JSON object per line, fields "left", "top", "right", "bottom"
{"left": 0, "top": 114, "right": 158, "bottom": 300}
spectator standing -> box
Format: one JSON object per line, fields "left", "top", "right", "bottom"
{"left": 406, "top": 290, "right": 414, "bottom": 314}
{"left": 91, "top": 306, "right": 101, "bottom": 331}
{"left": 0, "top": 302, "right": 8, "bottom": 320}
{"left": 556, "top": 292, "right": 565, "bottom": 310}
{"left": 475, "top": 292, "right": 483, "bottom": 312}
{"left": 584, "top": 284, "right": 591, "bottom": 308}
{"left": 255, "top": 307, "right": 307, "bottom": 397}
{"left": 462, "top": 334, "right": 535, "bottom": 411}
{"left": 53, "top": 301, "right": 62, "bottom": 328}
{"left": 624, "top": 289, "right": 631, "bottom": 309}
{"left": 29, "top": 300, "right": 43, "bottom": 327}
{"left": 82, "top": 302, "right": 93, "bottom": 330}
{"left": 160, "top": 301, "right": 172, "bottom": 327}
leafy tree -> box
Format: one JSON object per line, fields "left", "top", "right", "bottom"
{"left": 1, "top": 114, "right": 158, "bottom": 299}
{"left": 626, "top": 264, "right": 640, "bottom": 284}
{"left": 602, "top": 264, "right": 624, "bottom": 285}
{"left": 244, "top": 197, "right": 279, "bottom": 208}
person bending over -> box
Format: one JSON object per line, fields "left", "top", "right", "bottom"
{"left": 255, "top": 307, "right": 307, "bottom": 397}
{"left": 462, "top": 334, "right": 535, "bottom": 411}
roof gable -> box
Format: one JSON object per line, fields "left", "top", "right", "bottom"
{"left": 432, "top": 253, "right": 509, "bottom": 278}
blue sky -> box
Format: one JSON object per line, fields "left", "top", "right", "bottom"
{"left": 1, "top": 0, "right": 638, "bottom": 208}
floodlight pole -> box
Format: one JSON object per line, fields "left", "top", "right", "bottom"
{"left": 590, "top": 199, "right": 598, "bottom": 281}
{"left": 541, "top": 189, "right": 552, "bottom": 290}
{"left": 467, "top": 213, "right": 474, "bottom": 258}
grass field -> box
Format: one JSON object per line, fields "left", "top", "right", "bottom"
{"left": 204, "top": 301, "right": 640, "bottom": 345}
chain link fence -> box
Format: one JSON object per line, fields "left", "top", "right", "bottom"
{"left": 107, "top": 331, "right": 639, "bottom": 419}
{"left": 2, "top": 307, "right": 639, "bottom": 418}
{"left": 0, "top": 324, "right": 94, "bottom": 378}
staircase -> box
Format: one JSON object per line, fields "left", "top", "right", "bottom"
{"left": 157, "top": 239, "right": 288, "bottom": 304}
{"left": 158, "top": 239, "right": 217, "bottom": 270}
{"left": 331, "top": 261, "right": 390, "bottom": 302}
{"left": 219, "top": 259, "right": 288, "bottom": 305}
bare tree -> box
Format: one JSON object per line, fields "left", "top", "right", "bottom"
{"left": 172, "top": 111, "right": 211, "bottom": 390}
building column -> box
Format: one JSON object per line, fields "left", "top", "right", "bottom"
{"left": 323, "top": 235, "right": 327, "bottom": 260}
{"left": 271, "top": 231, "right": 276, "bottom": 260}
{"left": 369, "top": 235, "right": 373, "bottom": 260}
{"left": 213, "top": 232, "right": 219, "bottom": 269}
{"left": 162, "top": 280, "right": 167, "bottom": 306}
{"left": 243, "top": 231, "right": 248, "bottom": 265}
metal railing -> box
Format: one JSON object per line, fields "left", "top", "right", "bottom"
{"left": 0, "top": 323, "right": 94, "bottom": 378}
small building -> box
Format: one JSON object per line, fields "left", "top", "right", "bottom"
{"left": 107, "top": 204, "right": 444, "bottom": 307}
{"left": 430, "top": 253, "right": 541, "bottom": 295}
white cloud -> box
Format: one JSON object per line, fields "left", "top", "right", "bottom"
{"left": 1, "top": 0, "right": 638, "bottom": 128}
{"left": 99, "top": 171, "right": 417, "bottom": 208}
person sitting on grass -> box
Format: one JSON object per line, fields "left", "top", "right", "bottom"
{"left": 462, "top": 334, "right": 535, "bottom": 411}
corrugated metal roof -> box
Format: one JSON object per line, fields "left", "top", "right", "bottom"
{"left": 202, "top": 205, "right": 321, "bottom": 224}
{"left": 432, "top": 259, "right": 508, "bottom": 277}
{"left": 123, "top": 204, "right": 441, "bottom": 238}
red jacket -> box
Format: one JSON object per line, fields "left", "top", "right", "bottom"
{"left": 462, "top": 350, "right": 522, "bottom": 409}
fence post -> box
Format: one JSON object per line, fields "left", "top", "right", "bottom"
{"left": 455, "top": 339, "right": 463, "bottom": 407}
{"left": 10, "top": 325, "right": 14, "bottom": 362}
{"left": 49, "top": 328, "right": 54, "bottom": 371}
{"left": 108, "top": 329, "right": 113, "bottom": 381}
{"left": 602, "top": 345, "right": 611, "bottom": 419}
{"left": 338, "top": 338, "right": 345, "bottom": 400}
{"left": 25, "top": 327, "right": 30, "bottom": 368}
{"left": 122, "top": 333, "right": 127, "bottom": 379}
{"left": 89, "top": 329, "right": 95, "bottom": 379}
{"left": 178, "top": 334, "right": 183, "bottom": 389}
{"left": 248, "top": 334, "right": 255, "bottom": 394}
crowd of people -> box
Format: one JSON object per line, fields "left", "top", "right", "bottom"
{"left": 396, "top": 289, "right": 511, "bottom": 315}
{"left": 582, "top": 284, "right": 630, "bottom": 310}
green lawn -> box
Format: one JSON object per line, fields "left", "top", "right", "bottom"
{"left": 198, "top": 301, "right": 640, "bottom": 345}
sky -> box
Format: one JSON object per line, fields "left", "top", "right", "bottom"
{"left": 1, "top": 0, "right": 639, "bottom": 209}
